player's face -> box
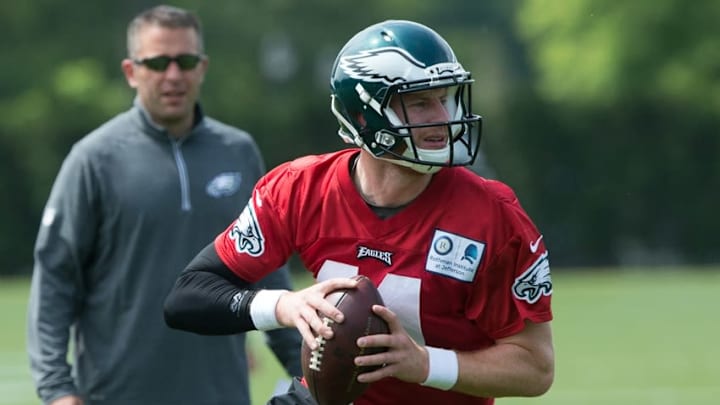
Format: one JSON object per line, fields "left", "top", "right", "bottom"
{"left": 122, "top": 25, "right": 207, "bottom": 133}
{"left": 389, "top": 87, "right": 452, "bottom": 150}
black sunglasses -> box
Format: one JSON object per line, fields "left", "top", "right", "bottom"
{"left": 132, "top": 54, "right": 204, "bottom": 72}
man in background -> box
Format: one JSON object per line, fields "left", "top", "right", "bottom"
{"left": 27, "top": 5, "right": 301, "bottom": 404}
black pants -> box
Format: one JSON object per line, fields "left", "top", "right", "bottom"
{"left": 266, "top": 377, "right": 317, "bottom": 405}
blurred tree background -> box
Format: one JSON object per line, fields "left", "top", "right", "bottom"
{"left": 1, "top": 0, "right": 717, "bottom": 275}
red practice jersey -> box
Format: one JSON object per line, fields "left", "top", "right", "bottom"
{"left": 216, "top": 149, "right": 553, "bottom": 405}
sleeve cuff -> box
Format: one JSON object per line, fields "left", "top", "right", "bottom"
{"left": 249, "top": 289, "right": 287, "bottom": 330}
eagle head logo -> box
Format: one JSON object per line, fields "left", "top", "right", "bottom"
{"left": 512, "top": 252, "right": 552, "bottom": 304}
{"left": 339, "top": 47, "right": 463, "bottom": 85}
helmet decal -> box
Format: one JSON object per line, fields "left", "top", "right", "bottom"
{"left": 339, "top": 47, "right": 462, "bottom": 85}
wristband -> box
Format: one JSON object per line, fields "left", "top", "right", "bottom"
{"left": 421, "top": 346, "right": 458, "bottom": 390}
{"left": 249, "top": 289, "right": 287, "bottom": 330}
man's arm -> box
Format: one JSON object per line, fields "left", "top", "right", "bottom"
{"left": 252, "top": 265, "right": 303, "bottom": 377}
{"left": 27, "top": 147, "right": 99, "bottom": 404}
{"left": 27, "top": 257, "right": 82, "bottom": 404}
{"left": 355, "top": 307, "right": 554, "bottom": 398}
{"left": 165, "top": 242, "right": 359, "bottom": 349}
{"left": 453, "top": 320, "right": 554, "bottom": 397}
{"left": 163, "top": 243, "right": 259, "bottom": 334}
{"left": 164, "top": 246, "right": 301, "bottom": 375}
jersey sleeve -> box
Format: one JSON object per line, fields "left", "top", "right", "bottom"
{"left": 214, "top": 162, "right": 297, "bottom": 283}
{"left": 469, "top": 181, "right": 553, "bottom": 340}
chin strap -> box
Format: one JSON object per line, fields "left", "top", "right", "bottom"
{"left": 377, "top": 155, "right": 442, "bottom": 174}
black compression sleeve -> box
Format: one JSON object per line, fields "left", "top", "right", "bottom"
{"left": 163, "top": 242, "right": 260, "bottom": 335}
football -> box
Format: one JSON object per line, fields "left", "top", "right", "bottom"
{"left": 301, "top": 275, "right": 390, "bottom": 405}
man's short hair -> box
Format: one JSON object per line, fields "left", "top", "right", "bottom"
{"left": 126, "top": 5, "right": 204, "bottom": 57}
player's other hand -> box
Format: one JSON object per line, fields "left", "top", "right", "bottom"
{"left": 50, "top": 395, "right": 84, "bottom": 405}
{"left": 354, "top": 305, "right": 429, "bottom": 384}
{"left": 275, "top": 277, "right": 358, "bottom": 350}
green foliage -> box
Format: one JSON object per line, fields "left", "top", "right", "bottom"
{"left": 509, "top": 0, "right": 720, "bottom": 265}
{"left": 1, "top": 0, "right": 719, "bottom": 273}
{"left": 518, "top": 0, "right": 720, "bottom": 111}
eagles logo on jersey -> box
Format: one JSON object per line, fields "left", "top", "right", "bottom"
{"left": 228, "top": 201, "right": 265, "bottom": 257}
{"left": 512, "top": 252, "right": 552, "bottom": 304}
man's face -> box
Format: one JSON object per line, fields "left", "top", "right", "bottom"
{"left": 122, "top": 25, "right": 208, "bottom": 132}
{"left": 389, "top": 87, "right": 452, "bottom": 151}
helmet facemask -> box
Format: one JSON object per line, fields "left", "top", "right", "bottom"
{"left": 335, "top": 75, "right": 481, "bottom": 174}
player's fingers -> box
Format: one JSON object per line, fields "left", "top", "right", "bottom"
{"left": 371, "top": 305, "right": 402, "bottom": 331}
{"left": 296, "top": 320, "right": 319, "bottom": 350}
{"left": 356, "top": 348, "right": 425, "bottom": 384}
{"left": 299, "top": 304, "right": 334, "bottom": 340}
{"left": 317, "top": 277, "right": 358, "bottom": 293}
{"left": 310, "top": 295, "right": 346, "bottom": 324}
{"left": 356, "top": 332, "right": 393, "bottom": 349}
{"left": 356, "top": 363, "right": 396, "bottom": 384}
{"left": 357, "top": 340, "right": 411, "bottom": 367}
{"left": 354, "top": 351, "right": 388, "bottom": 368}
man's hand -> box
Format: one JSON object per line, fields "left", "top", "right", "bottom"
{"left": 50, "top": 395, "right": 83, "bottom": 405}
{"left": 353, "top": 305, "right": 430, "bottom": 384}
{"left": 275, "top": 277, "right": 358, "bottom": 350}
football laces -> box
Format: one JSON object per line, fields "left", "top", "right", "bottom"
{"left": 309, "top": 317, "right": 334, "bottom": 371}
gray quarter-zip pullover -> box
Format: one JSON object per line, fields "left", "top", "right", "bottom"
{"left": 27, "top": 102, "right": 301, "bottom": 405}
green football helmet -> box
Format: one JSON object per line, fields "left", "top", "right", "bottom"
{"left": 330, "top": 20, "right": 482, "bottom": 174}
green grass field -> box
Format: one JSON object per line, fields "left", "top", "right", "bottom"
{"left": 2, "top": 268, "right": 719, "bottom": 404}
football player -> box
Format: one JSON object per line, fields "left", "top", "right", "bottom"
{"left": 165, "top": 20, "right": 554, "bottom": 405}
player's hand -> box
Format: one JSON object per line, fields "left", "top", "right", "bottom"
{"left": 49, "top": 395, "right": 84, "bottom": 405}
{"left": 275, "top": 277, "right": 358, "bottom": 350}
{"left": 354, "top": 305, "right": 430, "bottom": 384}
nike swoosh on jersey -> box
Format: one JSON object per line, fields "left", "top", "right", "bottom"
{"left": 530, "top": 235, "right": 544, "bottom": 253}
